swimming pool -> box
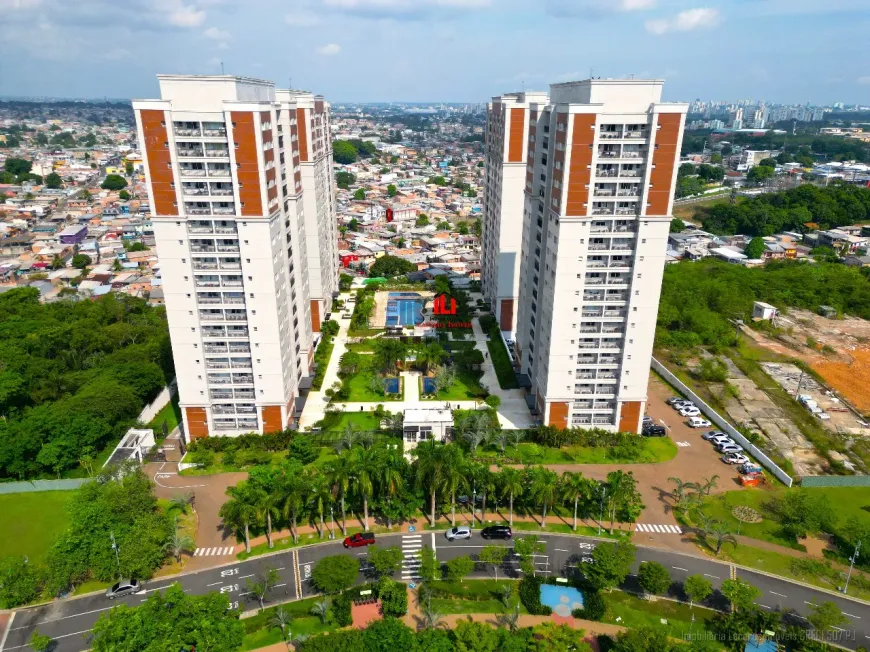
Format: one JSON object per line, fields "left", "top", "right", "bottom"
{"left": 540, "top": 584, "right": 584, "bottom": 617}
{"left": 422, "top": 377, "right": 437, "bottom": 394}
{"left": 384, "top": 377, "right": 400, "bottom": 394}
{"left": 385, "top": 292, "right": 424, "bottom": 327}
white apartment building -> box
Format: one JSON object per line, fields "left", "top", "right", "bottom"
{"left": 133, "top": 75, "right": 338, "bottom": 439}
{"left": 481, "top": 91, "right": 548, "bottom": 336}
{"left": 513, "top": 79, "right": 687, "bottom": 433}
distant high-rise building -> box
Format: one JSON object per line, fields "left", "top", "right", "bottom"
{"left": 512, "top": 78, "right": 687, "bottom": 432}
{"left": 481, "top": 90, "right": 548, "bottom": 335}
{"left": 133, "top": 75, "right": 338, "bottom": 439}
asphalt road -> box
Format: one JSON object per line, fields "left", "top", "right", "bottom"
{"left": 5, "top": 531, "right": 870, "bottom": 651}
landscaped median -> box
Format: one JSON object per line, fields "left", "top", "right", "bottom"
{"left": 479, "top": 313, "right": 519, "bottom": 389}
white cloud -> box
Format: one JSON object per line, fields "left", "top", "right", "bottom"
{"left": 316, "top": 42, "right": 342, "bottom": 55}
{"left": 858, "top": 76, "right": 870, "bottom": 86}
{"left": 166, "top": 4, "right": 206, "bottom": 26}
{"left": 544, "top": 0, "right": 655, "bottom": 17}
{"left": 0, "top": 0, "right": 42, "bottom": 9}
{"left": 203, "top": 26, "right": 229, "bottom": 40}
{"left": 645, "top": 7, "right": 719, "bottom": 34}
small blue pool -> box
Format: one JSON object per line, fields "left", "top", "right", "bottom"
{"left": 384, "top": 377, "right": 400, "bottom": 394}
{"left": 386, "top": 292, "right": 424, "bottom": 327}
{"left": 745, "top": 635, "right": 778, "bottom": 652}
{"left": 422, "top": 377, "right": 436, "bottom": 394}
{"left": 540, "top": 584, "right": 584, "bottom": 617}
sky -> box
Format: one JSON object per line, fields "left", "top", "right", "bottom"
{"left": 0, "top": 0, "right": 868, "bottom": 105}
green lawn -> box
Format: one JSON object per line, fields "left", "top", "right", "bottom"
{"left": 146, "top": 393, "right": 181, "bottom": 437}
{"left": 430, "top": 597, "right": 523, "bottom": 614}
{"left": 486, "top": 339, "right": 518, "bottom": 389}
{"left": 241, "top": 596, "right": 338, "bottom": 650}
{"left": 343, "top": 358, "right": 404, "bottom": 402}
{"left": 475, "top": 438, "right": 677, "bottom": 465}
{"left": 420, "top": 369, "right": 486, "bottom": 401}
{"left": 322, "top": 412, "right": 383, "bottom": 432}
{"left": 0, "top": 491, "right": 72, "bottom": 563}
{"left": 602, "top": 591, "right": 719, "bottom": 640}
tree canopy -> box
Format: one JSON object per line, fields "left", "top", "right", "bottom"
{"left": 334, "top": 140, "right": 358, "bottom": 165}
{"left": 101, "top": 174, "right": 128, "bottom": 190}
{"left": 0, "top": 288, "right": 173, "bottom": 480}
{"left": 368, "top": 255, "right": 416, "bottom": 278}
{"left": 44, "top": 172, "right": 62, "bottom": 189}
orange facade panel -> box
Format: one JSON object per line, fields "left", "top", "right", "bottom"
{"left": 507, "top": 107, "right": 525, "bottom": 163}
{"left": 499, "top": 298, "right": 514, "bottom": 331}
{"left": 565, "top": 114, "right": 596, "bottom": 216}
{"left": 185, "top": 407, "right": 209, "bottom": 440}
{"left": 618, "top": 401, "right": 642, "bottom": 433}
{"left": 231, "top": 112, "right": 263, "bottom": 217}
{"left": 548, "top": 402, "right": 569, "bottom": 429}
{"left": 310, "top": 300, "right": 321, "bottom": 333}
{"left": 296, "top": 108, "right": 309, "bottom": 162}
{"left": 139, "top": 109, "right": 177, "bottom": 216}
{"left": 648, "top": 113, "right": 682, "bottom": 216}
{"left": 261, "top": 406, "right": 282, "bottom": 434}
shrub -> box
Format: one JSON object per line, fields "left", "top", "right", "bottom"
{"left": 479, "top": 314, "right": 497, "bottom": 332}
{"left": 332, "top": 593, "right": 352, "bottom": 627}
{"left": 378, "top": 577, "right": 407, "bottom": 617}
{"left": 485, "top": 395, "right": 501, "bottom": 409}
{"left": 288, "top": 437, "right": 319, "bottom": 465}
{"left": 575, "top": 590, "right": 606, "bottom": 620}
{"left": 518, "top": 576, "right": 552, "bottom": 616}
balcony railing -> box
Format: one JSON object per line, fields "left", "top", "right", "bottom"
{"left": 621, "top": 152, "right": 643, "bottom": 159}
{"left": 596, "top": 169, "right": 618, "bottom": 177}
{"left": 599, "top": 132, "right": 621, "bottom": 139}
{"left": 624, "top": 131, "right": 647, "bottom": 139}
{"left": 578, "top": 343, "right": 597, "bottom": 349}
{"left": 603, "top": 310, "right": 624, "bottom": 317}
{"left": 215, "top": 226, "right": 238, "bottom": 234}
{"left": 180, "top": 168, "right": 207, "bottom": 176}
{"left": 579, "top": 327, "right": 599, "bottom": 333}
{"left": 202, "top": 330, "right": 226, "bottom": 339}
{"left": 213, "top": 207, "right": 235, "bottom": 215}
{"left": 208, "top": 378, "right": 232, "bottom": 385}
{"left": 607, "top": 278, "right": 627, "bottom": 285}
{"left": 587, "top": 262, "right": 606, "bottom": 268}
{"left": 210, "top": 391, "right": 233, "bottom": 400}
{"left": 195, "top": 281, "right": 219, "bottom": 288}
{"left": 598, "top": 151, "right": 619, "bottom": 158}
{"left": 581, "top": 312, "right": 602, "bottom": 318}
{"left": 206, "top": 362, "right": 230, "bottom": 370}
{"left": 223, "top": 298, "right": 245, "bottom": 305}
{"left": 615, "top": 209, "right": 637, "bottom": 216}
{"left": 617, "top": 190, "right": 639, "bottom": 197}
{"left": 205, "top": 149, "right": 229, "bottom": 157}
{"left": 619, "top": 170, "right": 641, "bottom": 177}
{"left": 236, "top": 406, "right": 256, "bottom": 414}
{"left": 175, "top": 128, "right": 201, "bottom": 136}
{"left": 177, "top": 149, "right": 204, "bottom": 157}
{"left": 575, "top": 388, "right": 594, "bottom": 395}
{"left": 193, "top": 262, "right": 218, "bottom": 270}
{"left": 184, "top": 188, "right": 209, "bottom": 196}
{"left": 187, "top": 207, "right": 212, "bottom": 215}
{"left": 594, "top": 190, "right": 615, "bottom": 196}
{"left": 605, "top": 294, "right": 627, "bottom": 302}
{"left": 220, "top": 261, "right": 242, "bottom": 270}
{"left": 235, "top": 391, "right": 255, "bottom": 399}
{"left": 203, "top": 128, "right": 227, "bottom": 137}
{"left": 229, "top": 345, "right": 250, "bottom": 353}
{"left": 200, "top": 312, "right": 224, "bottom": 321}
{"left": 217, "top": 245, "right": 240, "bottom": 253}
{"left": 190, "top": 245, "right": 216, "bottom": 253}
{"left": 609, "top": 261, "right": 630, "bottom": 268}
{"left": 591, "top": 210, "right": 614, "bottom": 216}
{"left": 230, "top": 360, "right": 253, "bottom": 368}
{"left": 222, "top": 279, "right": 243, "bottom": 286}
{"left": 197, "top": 298, "right": 221, "bottom": 304}
{"left": 610, "top": 244, "right": 632, "bottom": 250}
{"left": 188, "top": 226, "right": 213, "bottom": 233}
{"left": 233, "top": 376, "right": 254, "bottom": 384}
{"left": 225, "top": 331, "right": 248, "bottom": 338}
{"left": 224, "top": 314, "right": 246, "bottom": 321}
{"left": 585, "top": 278, "right": 604, "bottom": 285}
{"left": 212, "top": 406, "right": 235, "bottom": 414}
{"left": 211, "top": 188, "right": 234, "bottom": 196}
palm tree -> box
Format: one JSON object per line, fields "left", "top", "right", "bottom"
{"left": 170, "top": 491, "right": 195, "bottom": 514}
{"left": 280, "top": 474, "right": 308, "bottom": 544}
{"left": 708, "top": 521, "right": 737, "bottom": 554}
{"left": 489, "top": 431, "right": 511, "bottom": 456}
{"left": 419, "top": 602, "right": 445, "bottom": 630}
{"left": 508, "top": 430, "right": 525, "bottom": 448}
{"left": 443, "top": 446, "right": 467, "bottom": 527}
{"left": 219, "top": 483, "right": 261, "bottom": 553}
{"left": 499, "top": 467, "right": 525, "bottom": 527}
{"left": 497, "top": 604, "right": 521, "bottom": 633}
{"left": 310, "top": 599, "right": 330, "bottom": 624}
{"left": 378, "top": 447, "right": 405, "bottom": 529}
{"left": 695, "top": 510, "right": 716, "bottom": 537}
{"left": 259, "top": 488, "right": 283, "bottom": 550}
{"left": 163, "top": 526, "right": 195, "bottom": 562}
{"left": 334, "top": 423, "right": 360, "bottom": 453}
{"left": 500, "top": 583, "right": 513, "bottom": 608}
{"left": 352, "top": 446, "right": 377, "bottom": 530}
{"left": 560, "top": 471, "right": 593, "bottom": 532}
{"left": 307, "top": 471, "right": 332, "bottom": 539}
{"left": 290, "top": 632, "right": 310, "bottom": 650}
{"left": 530, "top": 467, "right": 559, "bottom": 527}
{"left": 698, "top": 475, "right": 720, "bottom": 497}
{"left": 327, "top": 452, "right": 354, "bottom": 536}
{"left": 462, "top": 429, "right": 487, "bottom": 455}
{"left": 417, "top": 342, "right": 446, "bottom": 374}
{"left": 414, "top": 440, "right": 449, "bottom": 526}
{"left": 476, "top": 465, "right": 496, "bottom": 525}
{"left": 668, "top": 476, "right": 699, "bottom": 503}
{"left": 268, "top": 607, "right": 293, "bottom": 648}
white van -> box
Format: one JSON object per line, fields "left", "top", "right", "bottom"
{"left": 688, "top": 416, "right": 712, "bottom": 428}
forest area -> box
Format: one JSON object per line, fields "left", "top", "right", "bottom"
{"left": 0, "top": 288, "right": 174, "bottom": 480}
{"left": 656, "top": 258, "right": 870, "bottom": 351}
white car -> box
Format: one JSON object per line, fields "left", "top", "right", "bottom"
{"left": 718, "top": 443, "right": 744, "bottom": 454}
{"left": 445, "top": 526, "right": 472, "bottom": 541}
{"left": 687, "top": 417, "right": 712, "bottom": 428}
{"left": 678, "top": 407, "right": 701, "bottom": 417}
{"left": 709, "top": 435, "right": 734, "bottom": 447}
{"left": 722, "top": 453, "right": 750, "bottom": 465}
{"left": 673, "top": 401, "right": 694, "bottom": 411}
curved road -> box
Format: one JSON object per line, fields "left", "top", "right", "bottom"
{"left": 3, "top": 531, "right": 868, "bottom": 651}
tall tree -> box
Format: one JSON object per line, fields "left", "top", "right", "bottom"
{"left": 581, "top": 540, "right": 636, "bottom": 591}
{"left": 499, "top": 467, "right": 525, "bottom": 527}
{"left": 327, "top": 452, "right": 354, "bottom": 535}
{"left": 560, "top": 471, "right": 593, "bottom": 531}
{"left": 218, "top": 483, "right": 262, "bottom": 554}
{"left": 414, "top": 440, "right": 449, "bottom": 526}
{"left": 352, "top": 446, "right": 377, "bottom": 530}
{"left": 530, "top": 467, "right": 559, "bottom": 527}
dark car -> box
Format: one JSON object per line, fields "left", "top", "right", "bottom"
{"left": 106, "top": 579, "right": 142, "bottom": 599}
{"left": 481, "top": 525, "right": 512, "bottom": 540}
{"left": 642, "top": 425, "right": 666, "bottom": 437}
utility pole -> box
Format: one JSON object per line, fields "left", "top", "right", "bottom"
{"left": 794, "top": 369, "right": 805, "bottom": 398}
{"left": 110, "top": 531, "right": 121, "bottom": 576}
{"left": 843, "top": 540, "right": 861, "bottom": 594}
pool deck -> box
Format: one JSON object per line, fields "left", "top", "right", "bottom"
{"left": 373, "top": 290, "right": 434, "bottom": 328}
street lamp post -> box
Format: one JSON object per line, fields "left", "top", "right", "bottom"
{"left": 110, "top": 531, "right": 121, "bottom": 576}
{"left": 329, "top": 505, "right": 336, "bottom": 540}
{"left": 597, "top": 486, "right": 608, "bottom": 536}
{"left": 843, "top": 540, "right": 861, "bottom": 594}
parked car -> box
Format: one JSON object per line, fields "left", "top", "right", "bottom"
{"left": 666, "top": 397, "right": 685, "bottom": 406}
{"left": 481, "top": 525, "right": 512, "bottom": 540}
{"left": 106, "top": 579, "right": 142, "bottom": 599}
{"left": 723, "top": 453, "right": 750, "bottom": 465}
{"left": 678, "top": 407, "right": 701, "bottom": 417}
{"left": 343, "top": 532, "right": 376, "bottom": 548}
{"left": 642, "top": 416, "right": 654, "bottom": 426}
{"left": 738, "top": 462, "right": 762, "bottom": 474}
{"left": 709, "top": 435, "right": 734, "bottom": 447}
{"left": 717, "top": 443, "right": 744, "bottom": 454}
{"left": 687, "top": 417, "right": 712, "bottom": 428}
{"left": 457, "top": 495, "right": 483, "bottom": 507}
{"left": 642, "top": 425, "right": 666, "bottom": 437}
{"left": 702, "top": 430, "right": 726, "bottom": 441}
{"left": 672, "top": 401, "right": 694, "bottom": 410}
{"left": 446, "top": 526, "right": 472, "bottom": 541}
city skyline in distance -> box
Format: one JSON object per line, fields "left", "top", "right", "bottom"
{"left": 0, "top": 0, "right": 867, "bottom": 104}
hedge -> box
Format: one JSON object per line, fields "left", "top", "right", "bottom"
{"left": 518, "top": 576, "right": 551, "bottom": 616}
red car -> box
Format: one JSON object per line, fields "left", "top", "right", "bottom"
{"left": 343, "top": 532, "right": 375, "bottom": 548}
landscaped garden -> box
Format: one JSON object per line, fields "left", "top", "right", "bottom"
{"left": 0, "top": 491, "right": 73, "bottom": 564}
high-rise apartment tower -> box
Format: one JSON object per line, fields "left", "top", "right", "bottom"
{"left": 510, "top": 79, "right": 687, "bottom": 432}
{"left": 133, "top": 75, "right": 339, "bottom": 439}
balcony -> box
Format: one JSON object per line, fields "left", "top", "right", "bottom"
{"left": 225, "top": 314, "right": 247, "bottom": 321}
{"left": 578, "top": 342, "right": 597, "bottom": 349}
{"left": 202, "top": 329, "right": 226, "bottom": 339}
{"left": 190, "top": 245, "right": 216, "bottom": 253}
{"left": 237, "top": 419, "right": 259, "bottom": 429}
{"left": 175, "top": 127, "right": 201, "bottom": 137}
{"left": 217, "top": 245, "right": 240, "bottom": 253}
{"left": 177, "top": 149, "right": 204, "bottom": 158}
{"left": 208, "top": 377, "right": 232, "bottom": 385}
{"left": 603, "top": 310, "right": 625, "bottom": 317}
{"left": 234, "top": 390, "right": 255, "bottom": 399}
{"left": 193, "top": 261, "right": 218, "bottom": 270}
{"left": 598, "top": 151, "right": 619, "bottom": 158}
{"left": 223, "top": 297, "right": 245, "bottom": 305}
{"left": 188, "top": 225, "right": 213, "bottom": 234}
{"left": 220, "top": 261, "right": 242, "bottom": 270}
{"left": 617, "top": 189, "right": 639, "bottom": 197}
{"left": 579, "top": 326, "right": 599, "bottom": 333}
{"left": 230, "top": 359, "right": 253, "bottom": 368}
{"left": 607, "top": 278, "right": 627, "bottom": 285}
{"left": 233, "top": 375, "right": 254, "bottom": 384}
{"left": 210, "top": 390, "right": 233, "bottom": 400}
{"left": 205, "top": 149, "right": 229, "bottom": 158}
{"left": 600, "top": 342, "right": 621, "bottom": 349}
{"left": 221, "top": 279, "right": 243, "bottom": 286}
{"left": 597, "top": 386, "right": 617, "bottom": 395}
{"left": 615, "top": 209, "right": 637, "bottom": 216}
{"left": 591, "top": 210, "right": 614, "bottom": 217}
{"left": 184, "top": 188, "right": 209, "bottom": 197}
{"left": 197, "top": 297, "right": 222, "bottom": 304}
{"left": 575, "top": 387, "right": 594, "bottom": 395}
{"left": 195, "top": 280, "right": 220, "bottom": 289}
{"left": 206, "top": 362, "right": 230, "bottom": 370}
{"left": 200, "top": 312, "right": 224, "bottom": 322}
{"left": 236, "top": 405, "right": 256, "bottom": 414}
{"left": 596, "top": 169, "right": 618, "bottom": 177}
{"left": 225, "top": 330, "right": 249, "bottom": 338}
{"left": 229, "top": 345, "right": 250, "bottom": 353}
{"left": 584, "top": 277, "right": 604, "bottom": 285}
{"left": 605, "top": 294, "right": 627, "bottom": 302}
{"left": 213, "top": 421, "right": 238, "bottom": 431}
{"left": 215, "top": 226, "right": 238, "bottom": 234}
{"left": 623, "top": 130, "right": 648, "bottom": 139}
{"left": 621, "top": 151, "right": 644, "bottom": 159}
{"left": 213, "top": 207, "right": 235, "bottom": 215}
{"left": 210, "top": 188, "right": 234, "bottom": 196}
{"left": 587, "top": 261, "right": 606, "bottom": 268}
{"left": 186, "top": 207, "right": 212, "bottom": 215}
{"left": 599, "top": 132, "right": 621, "bottom": 139}
{"left": 179, "top": 168, "right": 207, "bottom": 177}
{"left": 203, "top": 128, "right": 227, "bottom": 137}
{"left": 593, "top": 189, "right": 615, "bottom": 197}
{"left": 212, "top": 406, "right": 235, "bottom": 414}
{"left": 610, "top": 243, "right": 632, "bottom": 250}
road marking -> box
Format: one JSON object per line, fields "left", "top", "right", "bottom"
{"left": 11, "top": 605, "right": 115, "bottom": 627}
{"left": 194, "top": 546, "right": 235, "bottom": 556}
{"left": 704, "top": 574, "right": 720, "bottom": 580}
{"left": 844, "top": 613, "right": 861, "bottom": 619}
{"left": 760, "top": 604, "right": 770, "bottom": 609}
{"left": 555, "top": 548, "right": 569, "bottom": 552}
{"left": 833, "top": 627, "right": 847, "bottom": 632}
{"left": 672, "top": 567, "right": 688, "bottom": 572}
{"left": 676, "top": 441, "right": 691, "bottom": 447}
{"left": 771, "top": 591, "right": 786, "bottom": 598}
{"left": 207, "top": 581, "right": 223, "bottom": 587}
{"left": 274, "top": 583, "right": 287, "bottom": 589}
{"left": 4, "top": 629, "right": 93, "bottom": 649}
{"left": 239, "top": 574, "right": 254, "bottom": 580}
{"left": 805, "top": 601, "right": 818, "bottom": 607}
{"left": 635, "top": 524, "right": 682, "bottom": 534}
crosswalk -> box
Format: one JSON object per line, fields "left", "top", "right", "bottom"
{"left": 401, "top": 534, "right": 423, "bottom": 580}
{"left": 193, "top": 546, "right": 235, "bottom": 557}
{"left": 635, "top": 523, "right": 683, "bottom": 534}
